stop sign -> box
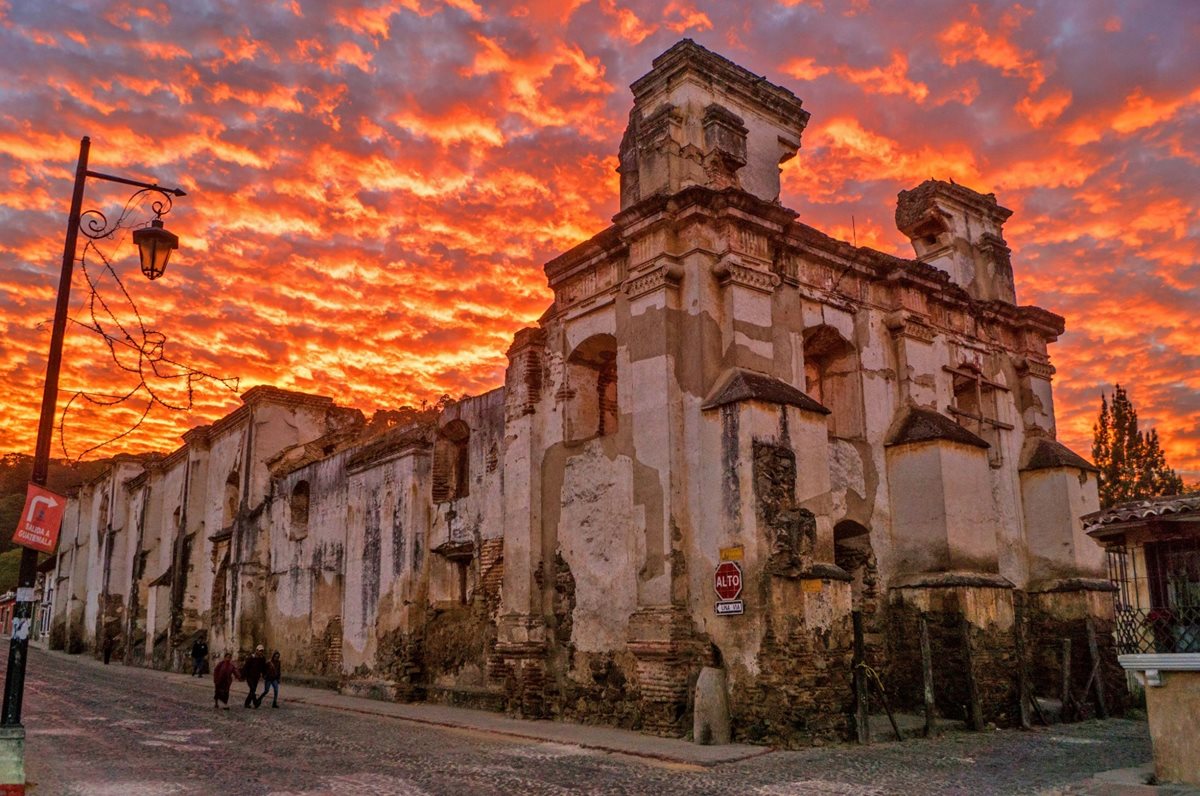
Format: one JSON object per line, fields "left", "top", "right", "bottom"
{"left": 714, "top": 561, "right": 742, "bottom": 601}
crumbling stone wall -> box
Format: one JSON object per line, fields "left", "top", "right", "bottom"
{"left": 374, "top": 622, "right": 422, "bottom": 700}
{"left": 1027, "top": 588, "right": 1126, "bottom": 717}
{"left": 887, "top": 585, "right": 1019, "bottom": 727}
{"left": 731, "top": 578, "right": 854, "bottom": 747}
{"left": 423, "top": 604, "right": 494, "bottom": 688}
{"left": 544, "top": 552, "right": 646, "bottom": 728}
{"left": 753, "top": 441, "right": 816, "bottom": 577}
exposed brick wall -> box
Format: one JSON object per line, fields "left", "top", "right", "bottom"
{"left": 477, "top": 538, "right": 504, "bottom": 615}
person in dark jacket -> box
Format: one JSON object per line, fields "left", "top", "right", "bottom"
{"left": 242, "top": 645, "right": 267, "bottom": 708}
{"left": 190, "top": 635, "right": 209, "bottom": 677}
{"left": 260, "top": 651, "right": 282, "bottom": 708}
{"left": 213, "top": 652, "right": 238, "bottom": 710}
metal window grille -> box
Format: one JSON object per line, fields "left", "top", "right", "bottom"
{"left": 1107, "top": 537, "right": 1200, "bottom": 654}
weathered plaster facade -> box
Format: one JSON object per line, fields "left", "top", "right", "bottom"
{"left": 50, "top": 40, "right": 1117, "bottom": 745}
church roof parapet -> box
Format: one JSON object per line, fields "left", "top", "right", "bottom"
{"left": 241, "top": 385, "right": 335, "bottom": 410}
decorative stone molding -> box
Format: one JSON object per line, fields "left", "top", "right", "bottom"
{"left": 713, "top": 259, "right": 780, "bottom": 295}
{"left": 622, "top": 261, "right": 684, "bottom": 299}
{"left": 884, "top": 310, "right": 936, "bottom": 343}
{"left": 1015, "top": 356, "right": 1055, "bottom": 381}
{"left": 555, "top": 258, "right": 620, "bottom": 307}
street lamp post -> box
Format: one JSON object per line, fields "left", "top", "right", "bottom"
{"left": 1, "top": 136, "right": 185, "bottom": 736}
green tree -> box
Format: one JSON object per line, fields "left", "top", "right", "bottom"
{"left": 1092, "top": 385, "right": 1184, "bottom": 508}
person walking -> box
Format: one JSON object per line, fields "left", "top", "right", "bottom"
{"left": 260, "top": 651, "right": 282, "bottom": 708}
{"left": 190, "top": 634, "right": 209, "bottom": 677}
{"left": 242, "top": 644, "right": 267, "bottom": 708}
{"left": 213, "top": 652, "right": 238, "bottom": 710}
{"left": 101, "top": 632, "right": 115, "bottom": 665}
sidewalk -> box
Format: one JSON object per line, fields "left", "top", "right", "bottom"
{"left": 54, "top": 650, "right": 767, "bottom": 767}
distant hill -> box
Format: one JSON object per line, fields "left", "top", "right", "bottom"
{"left": 0, "top": 452, "right": 112, "bottom": 555}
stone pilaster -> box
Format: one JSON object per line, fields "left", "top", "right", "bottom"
{"left": 626, "top": 606, "right": 699, "bottom": 736}
{"left": 492, "top": 613, "right": 549, "bottom": 718}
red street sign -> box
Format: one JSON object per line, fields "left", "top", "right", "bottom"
{"left": 714, "top": 561, "right": 742, "bottom": 601}
{"left": 12, "top": 483, "right": 66, "bottom": 554}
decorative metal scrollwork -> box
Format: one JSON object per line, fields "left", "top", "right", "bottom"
{"left": 79, "top": 186, "right": 177, "bottom": 241}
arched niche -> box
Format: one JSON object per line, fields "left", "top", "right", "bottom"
{"left": 223, "top": 471, "right": 239, "bottom": 529}
{"left": 432, "top": 419, "right": 471, "bottom": 503}
{"left": 803, "top": 325, "right": 863, "bottom": 439}
{"left": 564, "top": 333, "right": 618, "bottom": 442}
{"left": 289, "top": 480, "right": 311, "bottom": 538}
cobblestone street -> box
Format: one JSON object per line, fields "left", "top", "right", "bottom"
{"left": 9, "top": 648, "right": 1162, "bottom": 795}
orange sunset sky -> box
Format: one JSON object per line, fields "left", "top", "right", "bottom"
{"left": 0, "top": 0, "right": 1196, "bottom": 479}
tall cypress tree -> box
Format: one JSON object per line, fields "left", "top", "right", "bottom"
{"left": 1092, "top": 384, "right": 1184, "bottom": 507}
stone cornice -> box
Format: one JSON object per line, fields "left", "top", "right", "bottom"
{"left": 207, "top": 405, "right": 250, "bottom": 439}
{"left": 241, "top": 385, "right": 335, "bottom": 411}
{"left": 543, "top": 226, "right": 625, "bottom": 288}
{"left": 159, "top": 444, "right": 189, "bottom": 470}
{"left": 1016, "top": 357, "right": 1056, "bottom": 381}
{"left": 885, "top": 311, "right": 936, "bottom": 344}
{"left": 181, "top": 425, "right": 211, "bottom": 448}
{"left": 345, "top": 428, "right": 432, "bottom": 474}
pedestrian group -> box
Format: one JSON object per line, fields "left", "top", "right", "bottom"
{"left": 192, "top": 633, "right": 284, "bottom": 711}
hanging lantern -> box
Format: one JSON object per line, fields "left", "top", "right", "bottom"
{"left": 132, "top": 217, "right": 178, "bottom": 280}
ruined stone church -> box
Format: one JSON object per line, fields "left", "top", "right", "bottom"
{"left": 49, "top": 40, "right": 1122, "bottom": 746}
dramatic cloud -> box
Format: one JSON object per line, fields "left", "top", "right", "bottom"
{"left": 0, "top": 0, "right": 1196, "bottom": 480}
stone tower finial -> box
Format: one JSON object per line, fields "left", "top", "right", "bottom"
{"left": 618, "top": 39, "right": 810, "bottom": 209}
{"left": 896, "top": 179, "right": 1017, "bottom": 304}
